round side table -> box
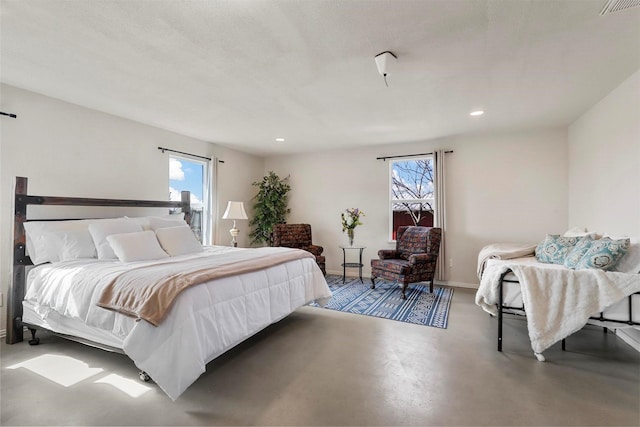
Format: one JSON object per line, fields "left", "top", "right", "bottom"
{"left": 339, "top": 245, "right": 366, "bottom": 284}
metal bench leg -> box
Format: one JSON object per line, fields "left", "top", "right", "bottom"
{"left": 498, "top": 279, "right": 503, "bottom": 352}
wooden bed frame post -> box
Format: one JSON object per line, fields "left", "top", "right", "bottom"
{"left": 7, "top": 177, "right": 29, "bottom": 344}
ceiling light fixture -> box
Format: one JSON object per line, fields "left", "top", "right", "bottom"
{"left": 374, "top": 51, "right": 397, "bottom": 87}
{"left": 275, "top": 138, "right": 285, "bottom": 142}
{"left": 470, "top": 110, "right": 484, "bottom": 117}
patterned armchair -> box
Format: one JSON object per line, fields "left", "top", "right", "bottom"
{"left": 272, "top": 224, "right": 326, "bottom": 275}
{"left": 370, "top": 226, "right": 442, "bottom": 299}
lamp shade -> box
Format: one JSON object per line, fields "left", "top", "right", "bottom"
{"left": 222, "top": 201, "right": 248, "bottom": 220}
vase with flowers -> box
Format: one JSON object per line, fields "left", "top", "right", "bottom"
{"left": 341, "top": 208, "right": 365, "bottom": 246}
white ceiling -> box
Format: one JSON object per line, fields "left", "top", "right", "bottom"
{"left": 2, "top": 0, "right": 639, "bottom": 156}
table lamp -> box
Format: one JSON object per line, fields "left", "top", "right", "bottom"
{"left": 222, "top": 201, "right": 248, "bottom": 247}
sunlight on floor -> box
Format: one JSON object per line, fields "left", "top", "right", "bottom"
{"left": 6, "top": 353, "right": 151, "bottom": 398}
{"left": 7, "top": 354, "right": 103, "bottom": 387}
{"left": 94, "top": 373, "right": 152, "bottom": 398}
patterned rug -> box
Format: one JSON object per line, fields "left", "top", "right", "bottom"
{"left": 310, "top": 275, "right": 453, "bottom": 328}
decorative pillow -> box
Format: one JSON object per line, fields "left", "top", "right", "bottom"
{"left": 575, "top": 237, "right": 630, "bottom": 271}
{"left": 155, "top": 225, "right": 204, "bottom": 256}
{"left": 106, "top": 231, "right": 169, "bottom": 262}
{"left": 50, "top": 230, "right": 97, "bottom": 261}
{"left": 535, "top": 238, "right": 545, "bottom": 258}
{"left": 535, "top": 234, "right": 580, "bottom": 264}
{"left": 24, "top": 219, "right": 102, "bottom": 264}
{"left": 563, "top": 236, "right": 593, "bottom": 269}
{"left": 603, "top": 235, "right": 640, "bottom": 274}
{"left": 89, "top": 219, "right": 143, "bottom": 260}
{"left": 148, "top": 216, "right": 188, "bottom": 231}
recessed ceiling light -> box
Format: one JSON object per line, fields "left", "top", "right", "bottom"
{"left": 275, "top": 138, "right": 285, "bottom": 142}
{"left": 470, "top": 110, "right": 484, "bottom": 117}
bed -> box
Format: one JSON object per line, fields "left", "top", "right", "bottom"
{"left": 6, "top": 177, "right": 332, "bottom": 400}
{"left": 475, "top": 240, "right": 640, "bottom": 361}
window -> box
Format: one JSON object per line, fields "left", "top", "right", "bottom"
{"left": 389, "top": 157, "right": 435, "bottom": 240}
{"left": 169, "top": 156, "right": 210, "bottom": 243}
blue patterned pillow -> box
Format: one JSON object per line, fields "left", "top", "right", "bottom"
{"left": 563, "top": 236, "right": 594, "bottom": 269}
{"left": 575, "top": 238, "right": 630, "bottom": 271}
{"left": 535, "top": 234, "right": 580, "bottom": 264}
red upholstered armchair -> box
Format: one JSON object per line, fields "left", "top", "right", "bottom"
{"left": 370, "top": 226, "right": 442, "bottom": 299}
{"left": 272, "top": 224, "right": 326, "bottom": 275}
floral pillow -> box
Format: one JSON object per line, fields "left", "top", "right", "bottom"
{"left": 575, "top": 237, "right": 630, "bottom": 271}
{"left": 535, "top": 234, "right": 581, "bottom": 264}
{"left": 563, "top": 236, "right": 594, "bottom": 269}
{"left": 604, "top": 235, "right": 640, "bottom": 274}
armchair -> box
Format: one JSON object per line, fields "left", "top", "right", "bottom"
{"left": 370, "top": 226, "right": 442, "bottom": 299}
{"left": 272, "top": 223, "right": 326, "bottom": 275}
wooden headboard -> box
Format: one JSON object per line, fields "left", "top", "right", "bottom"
{"left": 7, "top": 176, "right": 191, "bottom": 344}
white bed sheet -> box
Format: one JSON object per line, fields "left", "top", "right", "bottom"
{"left": 22, "top": 245, "right": 331, "bottom": 400}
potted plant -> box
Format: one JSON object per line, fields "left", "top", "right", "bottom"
{"left": 249, "top": 171, "right": 291, "bottom": 246}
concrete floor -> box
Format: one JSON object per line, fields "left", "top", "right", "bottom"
{"left": 1, "top": 287, "right": 639, "bottom": 426}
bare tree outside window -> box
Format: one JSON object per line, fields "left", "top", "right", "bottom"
{"left": 389, "top": 157, "right": 435, "bottom": 240}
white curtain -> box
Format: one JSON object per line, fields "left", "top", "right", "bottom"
{"left": 203, "top": 157, "right": 218, "bottom": 246}
{"left": 434, "top": 149, "right": 447, "bottom": 282}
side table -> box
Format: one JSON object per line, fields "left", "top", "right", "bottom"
{"left": 339, "top": 245, "right": 366, "bottom": 284}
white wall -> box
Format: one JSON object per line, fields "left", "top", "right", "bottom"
{"left": 265, "top": 128, "right": 568, "bottom": 286}
{"left": 0, "top": 84, "right": 263, "bottom": 332}
{"left": 568, "top": 70, "right": 640, "bottom": 236}
{"left": 568, "top": 69, "right": 640, "bottom": 347}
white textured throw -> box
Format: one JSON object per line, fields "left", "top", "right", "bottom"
{"left": 476, "top": 260, "right": 640, "bottom": 354}
{"left": 476, "top": 243, "right": 537, "bottom": 281}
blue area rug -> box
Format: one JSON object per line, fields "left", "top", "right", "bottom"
{"left": 310, "top": 275, "right": 453, "bottom": 329}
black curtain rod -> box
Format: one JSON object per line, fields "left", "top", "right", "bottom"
{"left": 157, "top": 146, "right": 224, "bottom": 163}
{"left": 376, "top": 150, "right": 453, "bottom": 161}
{"left": 0, "top": 111, "right": 17, "bottom": 118}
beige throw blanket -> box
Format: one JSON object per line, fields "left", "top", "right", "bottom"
{"left": 476, "top": 259, "right": 640, "bottom": 354}
{"left": 97, "top": 247, "right": 314, "bottom": 326}
{"left": 477, "top": 242, "right": 537, "bottom": 281}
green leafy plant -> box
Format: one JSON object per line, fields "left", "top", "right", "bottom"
{"left": 249, "top": 171, "right": 291, "bottom": 246}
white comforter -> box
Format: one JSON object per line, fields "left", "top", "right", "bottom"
{"left": 24, "top": 246, "right": 331, "bottom": 400}
{"left": 476, "top": 258, "right": 640, "bottom": 354}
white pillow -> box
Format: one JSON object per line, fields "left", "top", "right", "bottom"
{"left": 155, "top": 225, "right": 203, "bottom": 256}
{"left": 563, "top": 227, "right": 597, "bottom": 238}
{"left": 89, "top": 219, "right": 143, "bottom": 260}
{"left": 603, "top": 234, "right": 640, "bottom": 274}
{"left": 50, "top": 230, "right": 97, "bottom": 261}
{"left": 148, "top": 216, "right": 188, "bottom": 231}
{"left": 127, "top": 213, "right": 186, "bottom": 231}
{"left": 24, "top": 219, "right": 102, "bottom": 264}
{"left": 107, "top": 231, "right": 169, "bottom": 263}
